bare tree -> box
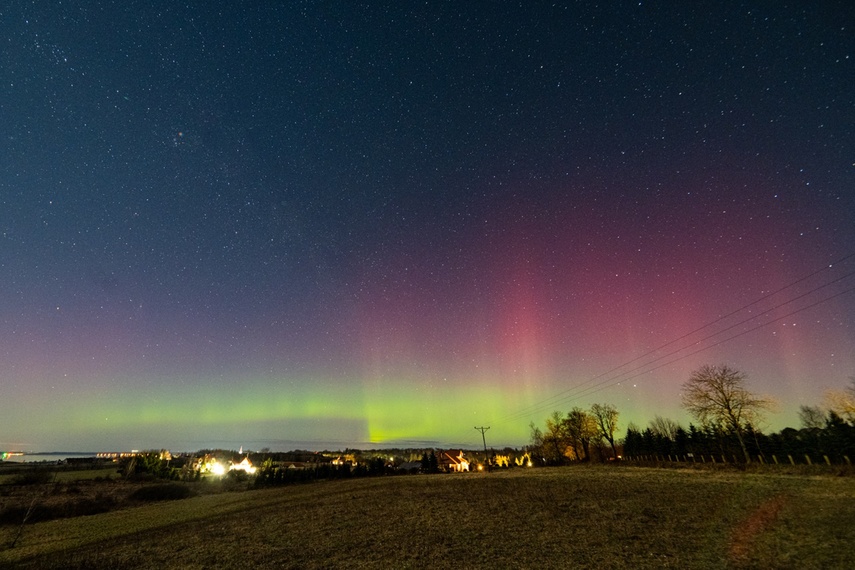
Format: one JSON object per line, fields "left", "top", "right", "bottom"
{"left": 528, "top": 421, "right": 545, "bottom": 465}
{"left": 648, "top": 415, "right": 682, "bottom": 441}
{"left": 542, "top": 411, "right": 569, "bottom": 464}
{"left": 798, "top": 405, "right": 826, "bottom": 430}
{"left": 590, "top": 403, "right": 620, "bottom": 459}
{"left": 823, "top": 377, "right": 855, "bottom": 425}
{"left": 681, "top": 364, "right": 772, "bottom": 463}
{"left": 564, "top": 407, "right": 598, "bottom": 461}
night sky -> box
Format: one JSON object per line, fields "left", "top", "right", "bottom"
{"left": 2, "top": 2, "right": 853, "bottom": 452}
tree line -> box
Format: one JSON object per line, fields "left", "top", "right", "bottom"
{"left": 528, "top": 402, "right": 620, "bottom": 464}
{"left": 529, "top": 364, "right": 855, "bottom": 465}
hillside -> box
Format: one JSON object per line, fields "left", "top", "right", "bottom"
{"left": 2, "top": 466, "right": 854, "bottom": 569}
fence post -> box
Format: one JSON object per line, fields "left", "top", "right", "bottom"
{"left": 845, "top": 456, "right": 851, "bottom": 466}
{"left": 722, "top": 454, "right": 727, "bottom": 464}
{"left": 788, "top": 454, "right": 795, "bottom": 465}
{"left": 804, "top": 454, "right": 812, "bottom": 466}
{"left": 772, "top": 455, "right": 779, "bottom": 464}
{"left": 824, "top": 455, "right": 831, "bottom": 466}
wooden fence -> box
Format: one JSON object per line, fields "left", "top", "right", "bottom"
{"left": 624, "top": 453, "right": 852, "bottom": 466}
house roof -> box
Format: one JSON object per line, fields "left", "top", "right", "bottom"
{"left": 441, "top": 451, "right": 468, "bottom": 465}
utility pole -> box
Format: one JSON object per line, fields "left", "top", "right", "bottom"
{"left": 475, "top": 426, "right": 490, "bottom": 471}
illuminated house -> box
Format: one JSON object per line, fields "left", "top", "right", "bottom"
{"left": 230, "top": 455, "right": 256, "bottom": 474}
{"left": 196, "top": 454, "right": 256, "bottom": 476}
{"left": 331, "top": 454, "right": 357, "bottom": 467}
{"left": 197, "top": 455, "right": 226, "bottom": 476}
{"left": 441, "top": 451, "right": 470, "bottom": 473}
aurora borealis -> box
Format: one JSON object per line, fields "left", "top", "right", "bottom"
{"left": 2, "top": 2, "right": 853, "bottom": 452}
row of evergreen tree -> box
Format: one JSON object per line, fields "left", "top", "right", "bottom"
{"left": 623, "top": 411, "right": 855, "bottom": 463}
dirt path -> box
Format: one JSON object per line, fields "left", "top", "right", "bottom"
{"left": 728, "top": 493, "right": 788, "bottom": 564}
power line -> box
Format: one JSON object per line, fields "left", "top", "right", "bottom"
{"left": 499, "top": 253, "right": 855, "bottom": 425}
{"left": 503, "top": 269, "right": 855, "bottom": 422}
{"left": 502, "top": 255, "right": 855, "bottom": 422}
{"left": 557, "top": 285, "right": 855, "bottom": 405}
{"left": 503, "top": 282, "right": 855, "bottom": 424}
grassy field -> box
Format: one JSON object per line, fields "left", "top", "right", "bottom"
{"left": 0, "top": 467, "right": 117, "bottom": 486}
{"left": 1, "top": 465, "right": 853, "bottom": 569}
{"left": 0, "top": 462, "right": 118, "bottom": 485}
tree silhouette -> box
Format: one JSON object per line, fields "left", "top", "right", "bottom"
{"left": 648, "top": 415, "right": 682, "bottom": 441}
{"left": 590, "top": 403, "right": 620, "bottom": 459}
{"left": 564, "top": 407, "right": 597, "bottom": 461}
{"left": 681, "top": 364, "right": 772, "bottom": 463}
{"left": 824, "top": 378, "right": 855, "bottom": 424}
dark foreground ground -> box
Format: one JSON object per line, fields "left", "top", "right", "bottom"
{"left": 1, "top": 465, "right": 854, "bottom": 569}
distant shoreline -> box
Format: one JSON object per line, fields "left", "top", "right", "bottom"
{"left": 1, "top": 452, "right": 98, "bottom": 463}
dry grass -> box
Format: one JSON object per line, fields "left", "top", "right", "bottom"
{"left": 50, "top": 468, "right": 118, "bottom": 483}
{"left": 2, "top": 465, "right": 853, "bottom": 569}
{"left": 0, "top": 466, "right": 117, "bottom": 485}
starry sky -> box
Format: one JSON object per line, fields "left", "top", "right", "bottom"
{"left": 2, "top": 2, "right": 854, "bottom": 452}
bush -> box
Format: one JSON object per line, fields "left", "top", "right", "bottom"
{"left": 64, "top": 495, "right": 115, "bottom": 518}
{"left": 128, "top": 483, "right": 194, "bottom": 502}
{"left": 0, "top": 496, "right": 117, "bottom": 525}
{"left": 10, "top": 469, "right": 54, "bottom": 486}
